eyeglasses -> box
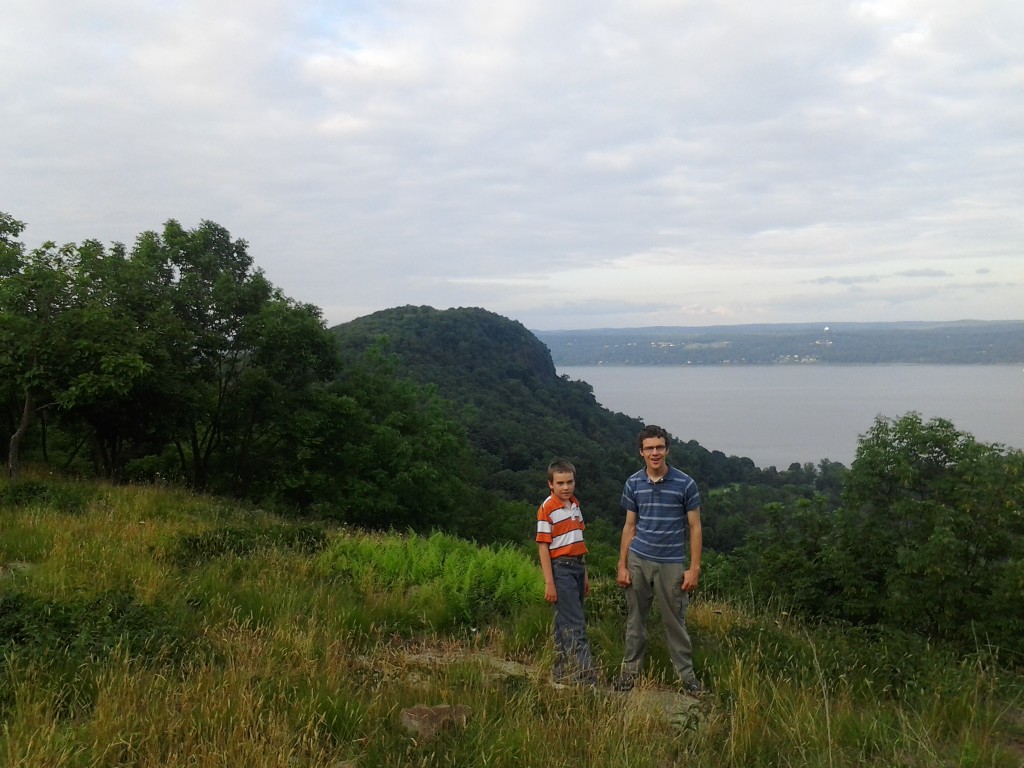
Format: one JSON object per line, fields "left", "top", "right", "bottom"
{"left": 641, "top": 445, "right": 667, "bottom": 454}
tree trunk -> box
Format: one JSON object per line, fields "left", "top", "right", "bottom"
{"left": 8, "top": 391, "right": 34, "bottom": 479}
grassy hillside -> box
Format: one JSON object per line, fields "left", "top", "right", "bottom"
{"left": 2, "top": 474, "right": 1022, "bottom": 767}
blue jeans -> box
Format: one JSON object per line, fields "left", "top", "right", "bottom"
{"left": 551, "top": 558, "right": 596, "bottom": 682}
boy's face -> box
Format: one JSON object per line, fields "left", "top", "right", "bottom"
{"left": 640, "top": 436, "right": 669, "bottom": 473}
{"left": 548, "top": 471, "right": 575, "bottom": 503}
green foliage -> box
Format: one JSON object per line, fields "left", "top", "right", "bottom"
{"left": 0, "top": 477, "right": 94, "bottom": 514}
{"left": 0, "top": 214, "right": 339, "bottom": 490}
{"left": 317, "top": 531, "right": 543, "bottom": 628}
{"left": 166, "top": 523, "right": 328, "bottom": 566}
{"left": 836, "top": 414, "right": 1024, "bottom": 651}
{"left": 724, "top": 413, "right": 1024, "bottom": 661}
{"left": 0, "top": 591, "right": 190, "bottom": 663}
{"left": 267, "top": 343, "right": 483, "bottom": 533}
{"left": 129, "top": 219, "right": 341, "bottom": 493}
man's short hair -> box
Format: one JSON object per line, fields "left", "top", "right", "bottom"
{"left": 637, "top": 424, "right": 670, "bottom": 452}
{"left": 547, "top": 458, "right": 576, "bottom": 481}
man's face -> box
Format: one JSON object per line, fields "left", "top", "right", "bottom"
{"left": 640, "top": 437, "right": 669, "bottom": 473}
{"left": 548, "top": 471, "right": 575, "bottom": 502}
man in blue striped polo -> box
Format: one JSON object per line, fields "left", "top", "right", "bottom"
{"left": 614, "top": 424, "right": 704, "bottom": 695}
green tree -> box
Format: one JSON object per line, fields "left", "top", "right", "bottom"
{"left": 128, "top": 220, "right": 339, "bottom": 492}
{"left": 832, "top": 413, "right": 1024, "bottom": 652}
{"left": 0, "top": 213, "right": 29, "bottom": 472}
{"left": 0, "top": 219, "right": 153, "bottom": 478}
{"left": 272, "top": 344, "right": 480, "bottom": 533}
{"left": 726, "top": 413, "right": 1024, "bottom": 658}
{"left": 1, "top": 215, "right": 339, "bottom": 490}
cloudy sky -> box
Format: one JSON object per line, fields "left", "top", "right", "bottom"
{"left": 4, "top": 1, "right": 1022, "bottom": 330}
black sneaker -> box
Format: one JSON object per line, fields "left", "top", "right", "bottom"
{"left": 612, "top": 673, "right": 637, "bottom": 692}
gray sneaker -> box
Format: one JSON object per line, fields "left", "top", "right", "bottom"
{"left": 681, "top": 678, "right": 705, "bottom": 696}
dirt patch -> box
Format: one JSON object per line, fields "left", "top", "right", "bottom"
{"left": 0, "top": 561, "right": 32, "bottom": 579}
{"left": 394, "top": 638, "right": 705, "bottom": 732}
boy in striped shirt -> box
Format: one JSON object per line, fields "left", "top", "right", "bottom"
{"left": 536, "top": 458, "right": 598, "bottom": 685}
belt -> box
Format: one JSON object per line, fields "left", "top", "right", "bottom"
{"left": 554, "top": 555, "right": 585, "bottom": 563}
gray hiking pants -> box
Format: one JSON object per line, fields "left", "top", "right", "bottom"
{"left": 621, "top": 551, "right": 695, "bottom": 683}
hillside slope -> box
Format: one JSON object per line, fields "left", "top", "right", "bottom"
{"left": 2, "top": 477, "right": 1020, "bottom": 767}
{"left": 330, "top": 306, "right": 763, "bottom": 523}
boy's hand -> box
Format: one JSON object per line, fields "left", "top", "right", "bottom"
{"left": 617, "top": 564, "right": 631, "bottom": 587}
{"left": 584, "top": 572, "right": 591, "bottom": 597}
{"left": 544, "top": 582, "right": 558, "bottom": 603}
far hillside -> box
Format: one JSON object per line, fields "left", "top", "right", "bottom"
{"left": 535, "top": 319, "right": 1024, "bottom": 365}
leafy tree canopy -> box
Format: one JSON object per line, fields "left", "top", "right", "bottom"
{"left": 731, "top": 413, "right": 1024, "bottom": 659}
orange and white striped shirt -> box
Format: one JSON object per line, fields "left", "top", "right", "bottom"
{"left": 536, "top": 494, "right": 588, "bottom": 558}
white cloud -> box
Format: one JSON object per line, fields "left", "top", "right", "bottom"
{"left": 2, "top": 0, "right": 1022, "bottom": 330}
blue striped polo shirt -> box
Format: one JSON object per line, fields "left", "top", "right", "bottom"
{"left": 622, "top": 465, "right": 701, "bottom": 563}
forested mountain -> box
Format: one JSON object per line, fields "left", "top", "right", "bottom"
{"left": 330, "top": 306, "right": 825, "bottom": 541}
{"left": 536, "top": 320, "right": 1024, "bottom": 365}
{"left": 331, "top": 306, "right": 643, "bottom": 525}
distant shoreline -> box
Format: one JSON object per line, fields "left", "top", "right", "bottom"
{"left": 536, "top": 321, "right": 1024, "bottom": 367}
{"left": 559, "top": 361, "right": 1024, "bottom": 366}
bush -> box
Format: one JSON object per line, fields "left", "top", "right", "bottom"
{"left": 0, "top": 590, "right": 193, "bottom": 663}
{"left": 166, "top": 523, "right": 329, "bottom": 566}
{"left": 0, "top": 478, "right": 94, "bottom": 514}
{"left": 317, "top": 531, "right": 543, "bottom": 628}
{"left": 0, "top": 589, "right": 199, "bottom": 722}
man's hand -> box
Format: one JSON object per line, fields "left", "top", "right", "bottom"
{"left": 681, "top": 568, "right": 699, "bottom": 592}
{"left": 544, "top": 582, "right": 557, "bottom": 603}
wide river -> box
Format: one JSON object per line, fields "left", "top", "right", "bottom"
{"left": 557, "top": 364, "right": 1024, "bottom": 469}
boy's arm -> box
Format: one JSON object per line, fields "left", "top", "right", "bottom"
{"left": 617, "top": 510, "right": 638, "bottom": 587}
{"left": 538, "top": 542, "right": 557, "bottom": 603}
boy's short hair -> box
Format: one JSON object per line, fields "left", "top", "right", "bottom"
{"left": 637, "top": 424, "right": 670, "bottom": 451}
{"left": 547, "top": 458, "right": 576, "bottom": 481}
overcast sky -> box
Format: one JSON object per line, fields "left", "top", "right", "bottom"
{"left": 4, "top": 1, "right": 1022, "bottom": 331}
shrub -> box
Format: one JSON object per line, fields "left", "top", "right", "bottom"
{"left": 166, "top": 524, "right": 328, "bottom": 566}
{"left": 0, "top": 479, "right": 94, "bottom": 514}
{"left": 0, "top": 590, "right": 193, "bottom": 663}
{"left": 317, "top": 531, "right": 543, "bottom": 628}
{"left": 0, "top": 590, "right": 198, "bottom": 720}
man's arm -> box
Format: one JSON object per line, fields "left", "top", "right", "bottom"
{"left": 681, "top": 507, "right": 702, "bottom": 592}
{"left": 617, "top": 510, "right": 638, "bottom": 587}
{"left": 538, "top": 542, "right": 557, "bottom": 602}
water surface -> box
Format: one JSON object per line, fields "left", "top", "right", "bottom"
{"left": 558, "top": 365, "right": 1024, "bottom": 468}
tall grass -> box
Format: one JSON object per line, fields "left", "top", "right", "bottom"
{"left": 1, "top": 476, "right": 1021, "bottom": 767}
